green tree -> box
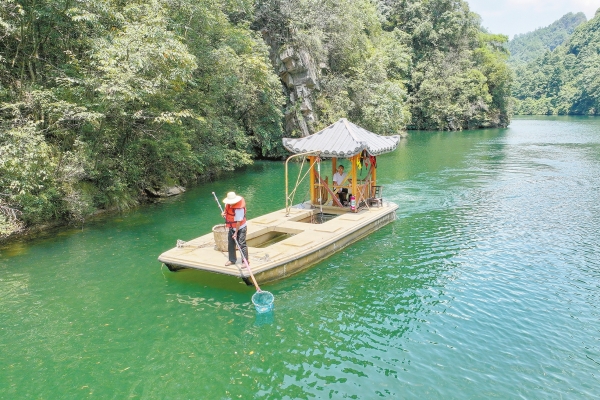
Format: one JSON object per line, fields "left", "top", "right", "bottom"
{"left": 0, "top": 0, "right": 285, "bottom": 236}
{"left": 0, "top": 0, "right": 514, "bottom": 238}
{"left": 508, "top": 12, "right": 587, "bottom": 65}
{"left": 512, "top": 9, "right": 600, "bottom": 115}
{"left": 381, "top": 0, "right": 510, "bottom": 130}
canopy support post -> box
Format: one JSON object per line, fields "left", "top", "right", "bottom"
{"left": 332, "top": 157, "right": 337, "bottom": 180}
{"left": 371, "top": 156, "right": 377, "bottom": 194}
{"left": 308, "top": 156, "right": 316, "bottom": 205}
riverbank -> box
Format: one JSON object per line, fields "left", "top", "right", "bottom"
{"left": 0, "top": 188, "right": 185, "bottom": 246}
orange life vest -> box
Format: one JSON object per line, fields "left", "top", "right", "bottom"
{"left": 224, "top": 198, "right": 246, "bottom": 228}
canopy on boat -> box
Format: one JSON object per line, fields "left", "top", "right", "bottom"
{"left": 282, "top": 118, "right": 400, "bottom": 158}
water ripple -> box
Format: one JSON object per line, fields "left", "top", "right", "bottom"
{"left": 2, "top": 118, "right": 600, "bottom": 398}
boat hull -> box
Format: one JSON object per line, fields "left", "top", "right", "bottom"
{"left": 158, "top": 202, "right": 398, "bottom": 285}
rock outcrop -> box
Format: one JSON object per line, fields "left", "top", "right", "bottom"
{"left": 145, "top": 186, "right": 186, "bottom": 198}
{"left": 261, "top": 30, "right": 321, "bottom": 137}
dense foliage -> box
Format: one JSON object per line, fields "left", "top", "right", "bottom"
{"left": 511, "top": 9, "right": 600, "bottom": 115}
{"left": 0, "top": 0, "right": 512, "bottom": 237}
{"left": 253, "top": 0, "right": 511, "bottom": 133}
{"left": 0, "top": 0, "right": 284, "bottom": 235}
{"left": 381, "top": 0, "right": 511, "bottom": 130}
{"left": 508, "top": 12, "right": 587, "bottom": 65}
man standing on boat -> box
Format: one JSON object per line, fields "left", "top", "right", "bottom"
{"left": 222, "top": 192, "right": 249, "bottom": 266}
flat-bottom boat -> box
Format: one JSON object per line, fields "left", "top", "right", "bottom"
{"left": 158, "top": 118, "right": 403, "bottom": 284}
{"left": 158, "top": 201, "right": 397, "bottom": 285}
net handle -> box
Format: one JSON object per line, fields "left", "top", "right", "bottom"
{"left": 232, "top": 236, "right": 261, "bottom": 292}
{"left": 212, "top": 191, "right": 225, "bottom": 214}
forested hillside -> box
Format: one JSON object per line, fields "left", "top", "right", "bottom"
{"left": 0, "top": 0, "right": 512, "bottom": 238}
{"left": 512, "top": 9, "right": 600, "bottom": 115}
{"left": 508, "top": 12, "right": 587, "bottom": 65}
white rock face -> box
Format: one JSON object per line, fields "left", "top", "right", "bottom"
{"left": 262, "top": 29, "right": 322, "bottom": 137}
{"left": 146, "top": 186, "right": 186, "bottom": 198}
{"left": 165, "top": 186, "right": 186, "bottom": 196}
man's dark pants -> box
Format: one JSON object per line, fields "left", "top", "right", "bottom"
{"left": 228, "top": 226, "right": 248, "bottom": 264}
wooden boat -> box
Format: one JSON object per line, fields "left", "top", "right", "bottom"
{"left": 158, "top": 119, "right": 401, "bottom": 284}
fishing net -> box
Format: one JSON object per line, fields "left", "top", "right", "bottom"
{"left": 252, "top": 290, "right": 274, "bottom": 313}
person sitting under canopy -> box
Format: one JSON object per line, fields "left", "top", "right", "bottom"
{"left": 333, "top": 164, "right": 351, "bottom": 205}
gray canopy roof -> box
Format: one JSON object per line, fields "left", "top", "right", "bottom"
{"left": 282, "top": 118, "right": 400, "bottom": 158}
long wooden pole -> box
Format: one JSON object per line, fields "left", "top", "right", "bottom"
{"left": 232, "top": 236, "right": 261, "bottom": 292}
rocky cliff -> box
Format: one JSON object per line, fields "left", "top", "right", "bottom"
{"left": 261, "top": 29, "right": 322, "bottom": 137}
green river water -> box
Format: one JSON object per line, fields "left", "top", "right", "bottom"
{"left": 1, "top": 116, "right": 599, "bottom": 399}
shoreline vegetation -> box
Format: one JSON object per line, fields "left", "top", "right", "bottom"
{"left": 0, "top": 0, "right": 512, "bottom": 241}
{"left": 510, "top": 10, "right": 600, "bottom": 116}
{"left": 1, "top": 1, "right": 598, "bottom": 242}
{"left": 1, "top": 185, "right": 188, "bottom": 245}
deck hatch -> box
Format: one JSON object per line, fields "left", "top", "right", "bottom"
{"left": 314, "top": 226, "right": 342, "bottom": 233}
{"left": 247, "top": 229, "right": 299, "bottom": 248}
{"left": 281, "top": 237, "right": 315, "bottom": 247}
{"left": 296, "top": 212, "right": 341, "bottom": 224}
{"left": 253, "top": 216, "right": 279, "bottom": 225}
{"left": 337, "top": 213, "right": 367, "bottom": 221}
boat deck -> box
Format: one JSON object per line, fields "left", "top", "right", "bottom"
{"left": 158, "top": 202, "right": 398, "bottom": 284}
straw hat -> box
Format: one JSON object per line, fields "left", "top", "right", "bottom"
{"left": 223, "top": 191, "right": 242, "bottom": 204}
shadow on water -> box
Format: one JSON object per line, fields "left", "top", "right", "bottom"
{"left": 161, "top": 265, "right": 251, "bottom": 293}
